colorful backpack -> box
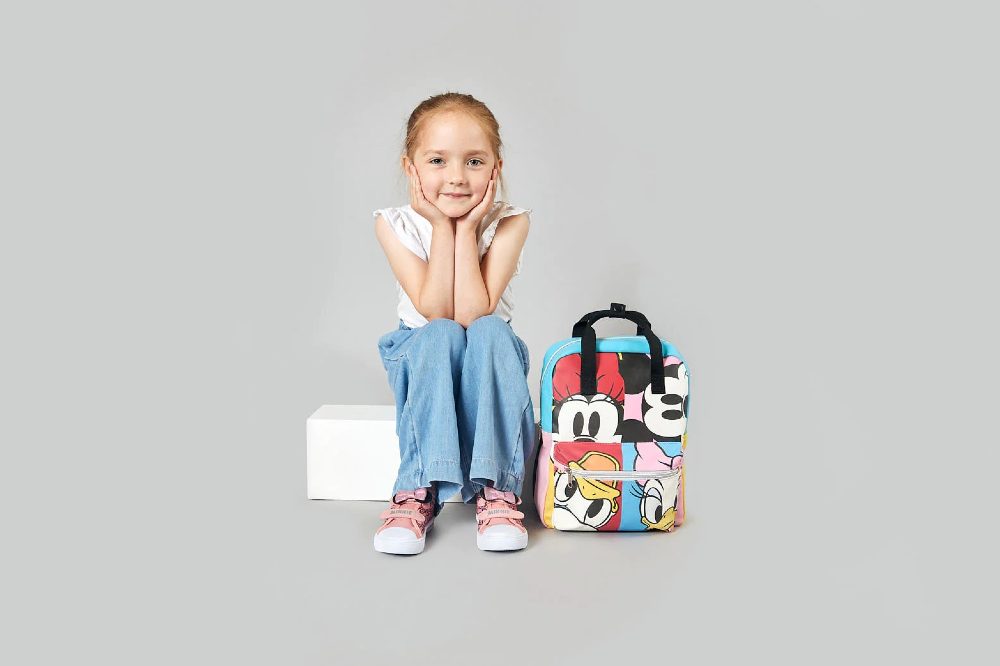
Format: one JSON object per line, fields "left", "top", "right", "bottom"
{"left": 534, "top": 303, "right": 691, "bottom": 532}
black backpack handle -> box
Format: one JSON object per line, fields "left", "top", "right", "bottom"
{"left": 572, "top": 303, "right": 666, "bottom": 396}
{"left": 572, "top": 302, "right": 650, "bottom": 336}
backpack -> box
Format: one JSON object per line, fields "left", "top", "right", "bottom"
{"left": 533, "top": 303, "right": 691, "bottom": 532}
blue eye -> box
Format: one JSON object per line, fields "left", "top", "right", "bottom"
{"left": 428, "top": 158, "right": 486, "bottom": 166}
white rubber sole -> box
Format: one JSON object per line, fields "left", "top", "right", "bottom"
{"left": 477, "top": 526, "right": 528, "bottom": 551}
{"left": 374, "top": 522, "right": 433, "bottom": 555}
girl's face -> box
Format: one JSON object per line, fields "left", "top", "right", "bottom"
{"left": 405, "top": 111, "right": 501, "bottom": 219}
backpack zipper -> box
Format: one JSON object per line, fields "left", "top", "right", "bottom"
{"left": 538, "top": 339, "right": 579, "bottom": 394}
{"left": 551, "top": 457, "right": 681, "bottom": 482}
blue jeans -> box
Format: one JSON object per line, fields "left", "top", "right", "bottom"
{"left": 376, "top": 314, "right": 535, "bottom": 517}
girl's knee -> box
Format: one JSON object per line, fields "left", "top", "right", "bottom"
{"left": 466, "top": 314, "right": 508, "bottom": 339}
{"left": 423, "top": 318, "right": 467, "bottom": 347}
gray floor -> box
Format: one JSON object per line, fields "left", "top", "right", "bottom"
{"left": 7, "top": 381, "right": 977, "bottom": 665}
{"left": 291, "top": 477, "right": 959, "bottom": 665}
{"left": 248, "top": 426, "right": 962, "bottom": 665}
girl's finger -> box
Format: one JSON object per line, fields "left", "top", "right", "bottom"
{"left": 409, "top": 166, "right": 421, "bottom": 204}
{"left": 474, "top": 178, "right": 494, "bottom": 217}
{"left": 412, "top": 166, "right": 422, "bottom": 199}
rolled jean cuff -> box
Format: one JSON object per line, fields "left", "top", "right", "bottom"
{"left": 395, "top": 459, "right": 463, "bottom": 490}
{"left": 393, "top": 460, "right": 464, "bottom": 515}
{"left": 465, "top": 456, "right": 524, "bottom": 503}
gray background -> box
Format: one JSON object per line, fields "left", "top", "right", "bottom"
{"left": 3, "top": 1, "right": 996, "bottom": 663}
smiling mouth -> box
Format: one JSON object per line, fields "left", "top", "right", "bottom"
{"left": 442, "top": 193, "right": 470, "bottom": 198}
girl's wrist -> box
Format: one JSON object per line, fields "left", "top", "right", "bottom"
{"left": 455, "top": 220, "right": 479, "bottom": 236}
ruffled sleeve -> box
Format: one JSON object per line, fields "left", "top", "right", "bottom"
{"left": 479, "top": 202, "right": 532, "bottom": 276}
{"left": 373, "top": 208, "right": 426, "bottom": 260}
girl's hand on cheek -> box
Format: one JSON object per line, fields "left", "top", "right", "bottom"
{"left": 455, "top": 167, "right": 497, "bottom": 229}
{"left": 408, "top": 164, "right": 452, "bottom": 228}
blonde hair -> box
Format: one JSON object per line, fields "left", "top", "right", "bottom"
{"left": 400, "top": 92, "right": 509, "bottom": 202}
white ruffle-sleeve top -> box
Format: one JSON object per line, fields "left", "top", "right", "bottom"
{"left": 373, "top": 201, "right": 532, "bottom": 329}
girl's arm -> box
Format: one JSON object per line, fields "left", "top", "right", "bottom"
{"left": 373, "top": 214, "right": 456, "bottom": 321}
{"left": 453, "top": 213, "right": 530, "bottom": 328}
{"left": 376, "top": 162, "right": 458, "bottom": 321}
{"left": 419, "top": 219, "right": 457, "bottom": 320}
{"left": 453, "top": 223, "right": 490, "bottom": 327}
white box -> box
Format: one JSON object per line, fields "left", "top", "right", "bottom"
{"left": 307, "top": 404, "right": 541, "bottom": 502}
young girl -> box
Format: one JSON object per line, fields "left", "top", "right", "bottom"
{"left": 371, "top": 92, "right": 534, "bottom": 555}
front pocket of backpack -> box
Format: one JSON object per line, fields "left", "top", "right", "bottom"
{"left": 549, "top": 440, "right": 682, "bottom": 532}
{"left": 548, "top": 441, "right": 626, "bottom": 531}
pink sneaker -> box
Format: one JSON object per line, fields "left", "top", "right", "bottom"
{"left": 374, "top": 486, "right": 437, "bottom": 555}
{"left": 475, "top": 486, "right": 528, "bottom": 551}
